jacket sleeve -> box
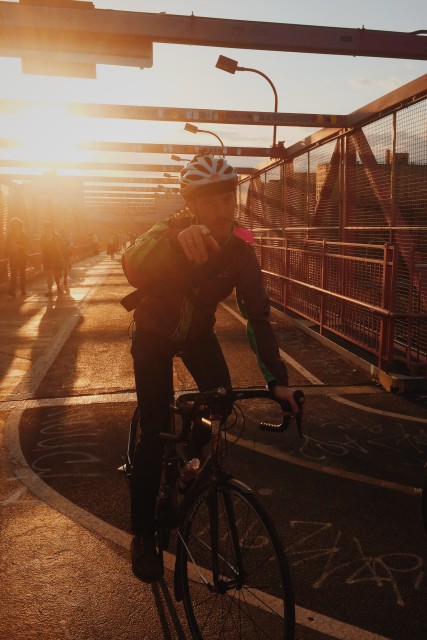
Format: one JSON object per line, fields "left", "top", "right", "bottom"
{"left": 235, "top": 246, "right": 289, "bottom": 387}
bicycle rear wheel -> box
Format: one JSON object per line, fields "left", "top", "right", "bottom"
{"left": 176, "top": 480, "right": 295, "bottom": 640}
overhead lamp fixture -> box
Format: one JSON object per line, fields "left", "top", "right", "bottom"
{"left": 215, "top": 55, "right": 240, "bottom": 74}
{"left": 171, "top": 154, "right": 191, "bottom": 162}
{"left": 184, "top": 123, "right": 199, "bottom": 135}
{"left": 184, "top": 123, "right": 225, "bottom": 156}
{"left": 215, "top": 54, "right": 279, "bottom": 149}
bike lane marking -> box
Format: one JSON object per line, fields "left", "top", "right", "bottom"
{"left": 4, "top": 383, "right": 426, "bottom": 426}
{"left": 331, "top": 395, "right": 427, "bottom": 422}
{"left": 1, "top": 387, "right": 421, "bottom": 495}
{"left": 4, "top": 407, "right": 393, "bottom": 640}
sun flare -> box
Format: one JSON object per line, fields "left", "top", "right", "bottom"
{"left": 14, "top": 102, "right": 89, "bottom": 164}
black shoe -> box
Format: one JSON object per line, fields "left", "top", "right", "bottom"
{"left": 131, "top": 535, "right": 163, "bottom": 583}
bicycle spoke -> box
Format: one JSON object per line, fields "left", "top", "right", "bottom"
{"left": 178, "top": 482, "right": 294, "bottom": 639}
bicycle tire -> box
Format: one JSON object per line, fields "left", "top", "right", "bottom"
{"left": 176, "top": 479, "right": 295, "bottom": 640}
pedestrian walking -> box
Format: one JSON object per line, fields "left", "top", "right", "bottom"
{"left": 5, "top": 217, "right": 30, "bottom": 297}
{"left": 107, "top": 230, "right": 118, "bottom": 259}
{"left": 41, "top": 221, "right": 66, "bottom": 296}
{"left": 59, "top": 228, "right": 72, "bottom": 290}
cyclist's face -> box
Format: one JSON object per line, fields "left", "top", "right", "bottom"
{"left": 192, "top": 190, "right": 236, "bottom": 243}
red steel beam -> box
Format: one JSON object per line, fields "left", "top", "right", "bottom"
{"left": 84, "top": 196, "right": 155, "bottom": 201}
{"left": 0, "top": 159, "right": 255, "bottom": 174}
{"left": 0, "top": 174, "right": 178, "bottom": 184}
{"left": 0, "top": 99, "right": 346, "bottom": 129}
{"left": 83, "top": 185, "right": 179, "bottom": 193}
{"left": 283, "top": 74, "right": 427, "bottom": 160}
{"left": 0, "top": 2, "right": 425, "bottom": 61}
{"left": 0, "top": 137, "right": 272, "bottom": 157}
{"left": 79, "top": 141, "right": 271, "bottom": 157}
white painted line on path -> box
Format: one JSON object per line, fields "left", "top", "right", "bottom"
{"left": 0, "top": 391, "right": 136, "bottom": 411}
{"left": 222, "top": 302, "right": 427, "bottom": 423}
{"left": 6, "top": 271, "right": 105, "bottom": 402}
{"left": 331, "top": 395, "right": 427, "bottom": 423}
{"left": 1, "top": 389, "right": 419, "bottom": 495}
{"left": 221, "top": 302, "right": 324, "bottom": 384}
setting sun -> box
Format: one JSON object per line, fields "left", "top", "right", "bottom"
{"left": 14, "top": 102, "right": 88, "bottom": 164}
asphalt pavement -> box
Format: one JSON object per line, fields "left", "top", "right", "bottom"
{"left": 1, "top": 253, "right": 426, "bottom": 640}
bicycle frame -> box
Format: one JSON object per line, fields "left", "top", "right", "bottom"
{"left": 164, "top": 388, "right": 304, "bottom": 601}
{"left": 123, "top": 385, "right": 303, "bottom": 517}
{"left": 124, "top": 386, "right": 302, "bottom": 638}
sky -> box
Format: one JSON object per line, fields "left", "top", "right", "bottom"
{"left": 0, "top": 0, "right": 426, "bottom": 178}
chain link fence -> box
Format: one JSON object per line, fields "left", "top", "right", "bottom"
{"left": 237, "top": 87, "right": 427, "bottom": 375}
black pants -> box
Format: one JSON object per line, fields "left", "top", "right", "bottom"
{"left": 130, "top": 330, "right": 232, "bottom": 537}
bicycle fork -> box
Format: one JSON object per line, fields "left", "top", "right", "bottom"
{"left": 174, "top": 478, "right": 247, "bottom": 602}
{"left": 208, "top": 482, "right": 246, "bottom": 594}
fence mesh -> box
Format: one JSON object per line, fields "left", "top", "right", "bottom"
{"left": 240, "top": 93, "right": 427, "bottom": 372}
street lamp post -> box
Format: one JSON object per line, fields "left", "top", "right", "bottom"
{"left": 184, "top": 123, "right": 225, "bottom": 156}
{"left": 215, "top": 54, "right": 279, "bottom": 150}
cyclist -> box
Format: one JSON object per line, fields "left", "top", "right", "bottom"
{"left": 121, "top": 153, "right": 298, "bottom": 582}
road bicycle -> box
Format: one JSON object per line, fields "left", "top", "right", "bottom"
{"left": 122, "top": 385, "right": 305, "bottom": 640}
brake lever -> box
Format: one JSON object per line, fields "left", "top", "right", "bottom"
{"left": 259, "top": 390, "right": 305, "bottom": 437}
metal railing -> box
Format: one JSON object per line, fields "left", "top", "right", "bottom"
{"left": 253, "top": 237, "right": 427, "bottom": 372}
{"left": 237, "top": 79, "right": 427, "bottom": 374}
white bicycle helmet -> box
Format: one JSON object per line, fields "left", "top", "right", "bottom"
{"left": 180, "top": 154, "right": 238, "bottom": 198}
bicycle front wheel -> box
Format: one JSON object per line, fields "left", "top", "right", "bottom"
{"left": 176, "top": 480, "right": 295, "bottom": 640}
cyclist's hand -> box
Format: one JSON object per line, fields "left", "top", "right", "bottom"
{"left": 178, "top": 225, "right": 220, "bottom": 264}
{"left": 272, "top": 386, "right": 299, "bottom": 414}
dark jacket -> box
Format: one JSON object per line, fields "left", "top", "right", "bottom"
{"left": 122, "top": 211, "right": 288, "bottom": 387}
